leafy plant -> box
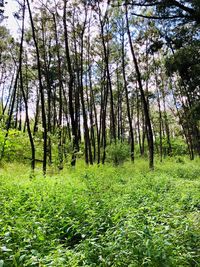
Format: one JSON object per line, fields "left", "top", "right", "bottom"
{"left": 106, "top": 141, "right": 130, "bottom": 165}
{"left": 0, "top": 158, "right": 199, "bottom": 266}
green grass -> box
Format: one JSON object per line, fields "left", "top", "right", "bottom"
{"left": 0, "top": 157, "right": 200, "bottom": 266}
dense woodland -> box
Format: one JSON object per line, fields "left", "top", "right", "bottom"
{"left": 0, "top": 1, "right": 200, "bottom": 266}
{"left": 0, "top": 0, "right": 200, "bottom": 172}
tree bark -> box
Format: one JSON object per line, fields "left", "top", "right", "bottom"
{"left": 63, "top": 0, "right": 79, "bottom": 166}
{"left": 125, "top": 2, "right": 154, "bottom": 169}
{"left": 27, "top": 0, "right": 47, "bottom": 175}
{"left": 121, "top": 22, "right": 134, "bottom": 161}
{"left": 19, "top": 1, "right": 35, "bottom": 170}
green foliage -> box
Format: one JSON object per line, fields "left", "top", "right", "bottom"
{"left": 154, "top": 137, "right": 188, "bottom": 156}
{"left": 0, "top": 158, "right": 199, "bottom": 266}
{"left": 0, "top": 129, "right": 30, "bottom": 161}
{"left": 169, "top": 138, "right": 188, "bottom": 156}
{"left": 106, "top": 141, "right": 130, "bottom": 165}
{"left": 0, "top": 128, "right": 65, "bottom": 164}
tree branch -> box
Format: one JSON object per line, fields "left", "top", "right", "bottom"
{"left": 130, "top": 12, "right": 189, "bottom": 20}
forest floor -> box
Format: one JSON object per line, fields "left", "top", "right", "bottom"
{"left": 0, "top": 157, "right": 200, "bottom": 266}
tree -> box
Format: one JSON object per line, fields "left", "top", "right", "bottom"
{"left": 125, "top": 1, "right": 154, "bottom": 169}
{"left": 27, "top": 0, "right": 47, "bottom": 175}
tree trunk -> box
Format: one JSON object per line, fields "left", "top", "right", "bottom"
{"left": 53, "top": 12, "right": 63, "bottom": 169}
{"left": 27, "top": 0, "right": 47, "bottom": 175}
{"left": 63, "top": 0, "right": 79, "bottom": 166}
{"left": 19, "top": 1, "right": 35, "bottom": 170}
{"left": 125, "top": 2, "right": 154, "bottom": 169}
{"left": 121, "top": 23, "right": 134, "bottom": 161}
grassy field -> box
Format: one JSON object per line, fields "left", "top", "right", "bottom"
{"left": 0, "top": 157, "right": 200, "bottom": 266}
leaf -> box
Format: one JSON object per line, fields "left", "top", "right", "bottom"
{"left": 0, "top": 260, "right": 4, "bottom": 267}
{"left": 19, "top": 254, "right": 26, "bottom": 262}
{"left": 1, "top": 246, "right": 12, "bottom": 252}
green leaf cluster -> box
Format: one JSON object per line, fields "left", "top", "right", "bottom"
{"left": 0, "top": 158, "right": 199, "bottom": 266}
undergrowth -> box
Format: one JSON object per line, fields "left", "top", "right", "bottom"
{"left": 0, "top": 157, "right": 199, "bottom": 266}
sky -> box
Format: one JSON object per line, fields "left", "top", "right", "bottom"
{"left": 3, "top": 0, "right": 21, "bottom": 38}
{"left": 2, "top": 1, "right": 36, "bottom": 117}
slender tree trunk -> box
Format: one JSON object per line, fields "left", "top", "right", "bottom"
{"left": 154, "top": 62, "right": 163, "bottom": 162}
{"left": 97, "top": 67, "right": 105, "bottom": 164}
{"left": 136, "top": 85, "right": 142, "bottom": 155}
{"left": 2, "top": 69, "right": 16, "bottom": 117}
{"left": 27, "top": 0, "right": 47, "bottom": 175}
{"left": 86, "top": 70, "right": 96, "bottom": 162}
{"left": 15, "top": 86, "right": 19, "bottom": 129}
{"left": 63, "top": 89, "right": 71, "bottom": 141}
{"left": 161, "top": 78, "right": 172, "bottom": 156}
{"left": 98, "top": 2, "right": 116, "bottom": 143}
{"left": 19, "top": 1, "right": 35, "bottom": 170}
{"left": 79, "top": 13, "right": 93, "bottom": 165}
{"left": 41, "top": 19, "right": 52, "bottom": 165}
{"left": 89, "top": 66, "right": 98, "bottom": 162}
{"left": 33, "top": 89, "right": 40, "bottom": 135}
{"left": 63, "top": 0, "right": 79, "bottom": 166}
{"left": 125, "top": 2, "right": 154, "bottom": 169}
{"left": 170, "top": 77, "right": 194, "bottom": 159}
{"left": 116, "top": 66, "right": 121, "bottom": 141}
{"left": 121, "top": 24, "right": 134, "bottom": 161}
{"left": 53, "top": 12, "right": 63, "bottom": 169}
{"left": 0, "top": 68, "right": 19, "bottom": 160}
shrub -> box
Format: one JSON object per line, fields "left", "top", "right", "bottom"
{"left": 0, "top": 129, "right": 29, "bottom": 161}
{"left": 106, "top": 141, "right": 129, "bottom": 165}
{"left": 170, "top": 138, "right": 188, "bottom": 156}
